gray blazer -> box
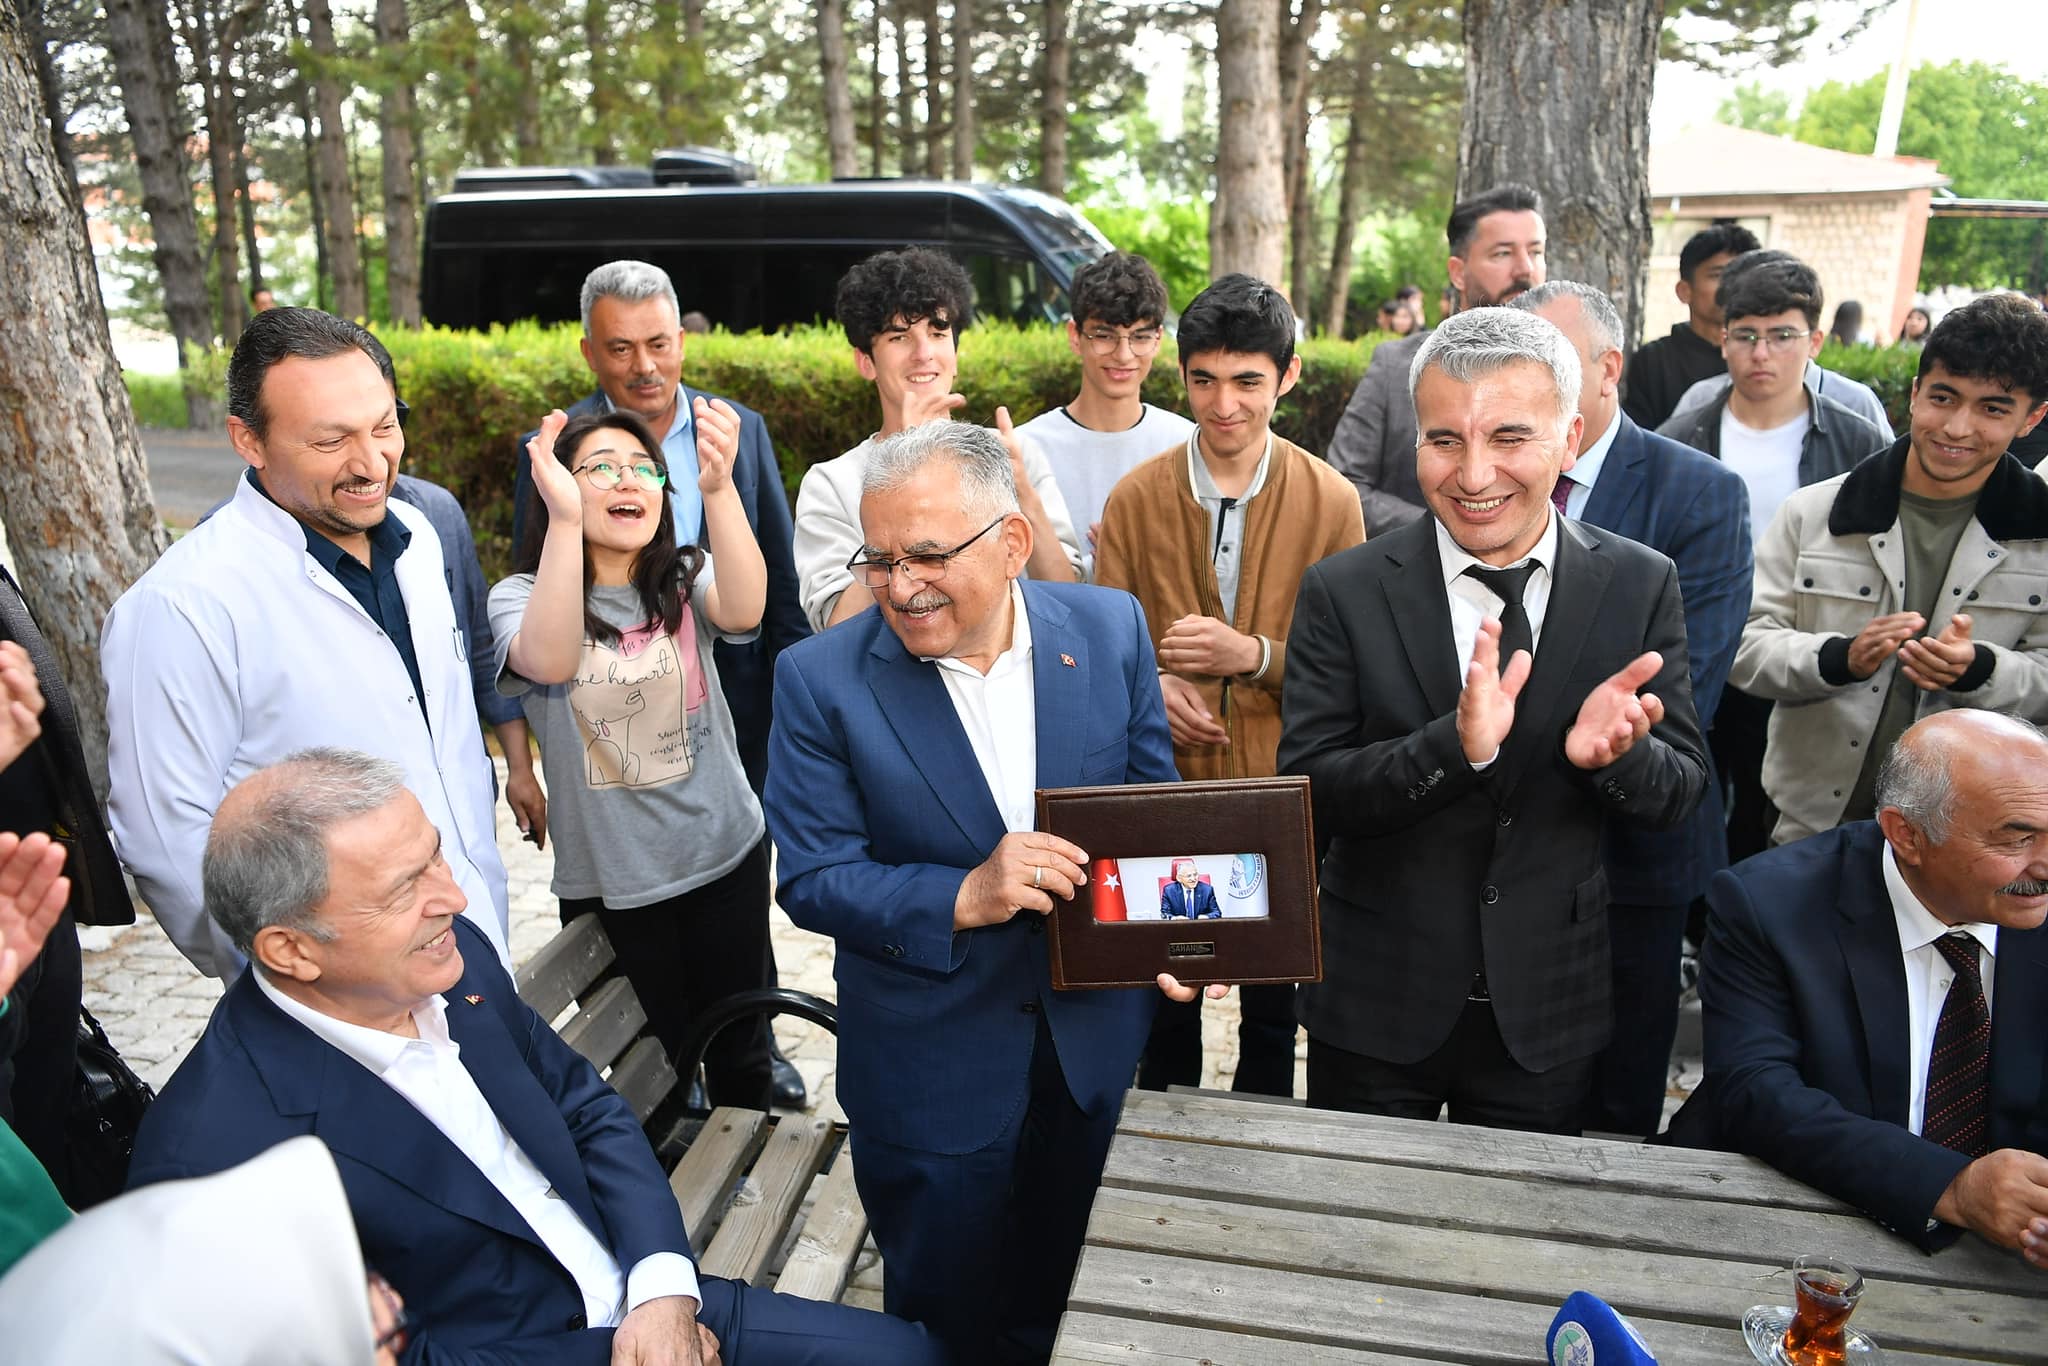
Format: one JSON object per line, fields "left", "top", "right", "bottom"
{"left": 1326, "top": 331, "right": 1431, "bottom": 536}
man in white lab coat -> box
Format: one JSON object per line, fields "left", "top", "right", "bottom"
{"left": 101, "top": 309, "right": 510, "bottom": 977}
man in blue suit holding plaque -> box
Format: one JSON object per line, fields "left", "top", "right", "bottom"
{"left": 1159, "top": 860, "right": 1222, "bottom": 919}
{"left": 765, "top": 420, "right": 1214, "bottom": 1364}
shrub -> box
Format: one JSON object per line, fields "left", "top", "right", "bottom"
{"left": 1817, "top": 342, "right": 1918, "bottom": 432}
{"left": 124, "top": 371, "right": 186, "bottom": 429}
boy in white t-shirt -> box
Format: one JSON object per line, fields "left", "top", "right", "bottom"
{"left": 1018, "top": 253, "right": 1194, "bottom": 575}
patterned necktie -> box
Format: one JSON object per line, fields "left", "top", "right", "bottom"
{"left": 1550, "top": 474, "right": 1575, "bottom": 518}
{"left": 1462, "top": 562, "right": 1537, "bottom": 670}
{"left": 1922, "top": 933, "right": 1991, "bottom": 1158}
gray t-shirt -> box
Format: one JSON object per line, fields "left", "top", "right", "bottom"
{"left": 488, "top": 565, "right": 763, "bottom": 906}
{"left": 1017, "top": 404, "right": 1195, "bottom": 575}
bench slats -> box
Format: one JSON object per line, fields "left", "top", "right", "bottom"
{"left": 514, "top": 914, "right": 615, "bottom": 1021}
{"left": 607, "top": 1035, "right": 679, "bottom": 1125}
{"left": 772, "top": 1141, "right": 868, "bottom": 1302}
{"left": 557, "top": 975, "right": 646, "bottom": 1072}
{"left": 701, "top": 1115, "right": 834, "bottom": 1284}
{"left": 669, "top": 1108, "right": 769, "bottom": 1244}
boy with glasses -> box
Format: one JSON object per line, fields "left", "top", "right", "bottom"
{"left": 1018, "top": 253, "right": 1194, "bottom": 575}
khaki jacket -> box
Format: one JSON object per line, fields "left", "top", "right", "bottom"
{"left": 1095, "top": 434, "right": 1365, "bottom": 781}
{"left": 1732, "top": 439, "right": 2048, "bottom": 842}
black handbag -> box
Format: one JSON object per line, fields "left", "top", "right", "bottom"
{"left": 66, "top": 1005, "right": 154, "bottom": 1209}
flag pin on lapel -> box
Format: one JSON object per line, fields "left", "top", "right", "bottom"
{"left": 465, "top": 994, "right": 484, "bottom": 1006}
{"left": 1060, "top": 653, "right": 1076, "bottom": 668}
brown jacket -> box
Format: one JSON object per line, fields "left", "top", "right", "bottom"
{"left": 1095, "top": 435, "right": 1365, "bottom": 780}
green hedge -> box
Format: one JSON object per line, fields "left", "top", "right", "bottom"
{"left": 125, "top": 371, "right": 187, "bottom": 429}
{"left": 1816, "top": 342, "right": 1920, "bottom": 433}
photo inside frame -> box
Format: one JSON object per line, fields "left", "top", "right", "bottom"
{"left": 1087, "top": 852, "right": 1271, "bottom": 923}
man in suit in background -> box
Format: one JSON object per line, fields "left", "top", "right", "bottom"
{"left": 1159, "top": 860, "right": 1221, "bottom": 920}
{"left": 1279, "top": 307, "right": 1709, "bottom": 1133}
{"left": 513, "top": 259, "right": 811, "bottom": 1107}
{"left": 1672, "top": 711, "right": 2048, "bottom": 1265}
{"left": 766, "top": 420, "right": 1215, "bottom": 1362}
{"left": 1517, "top": 282, "right": 1754, "bottom": 1137}
{"left": 1326, "top": 184, "right": 1547, "bottom": 535}
{"left": 129, "top": 749, "right": 944, "bottom": 1365}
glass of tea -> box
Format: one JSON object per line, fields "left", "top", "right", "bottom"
{"left": 1782, "top": 1257, "right": 1864, "bottom": 1363}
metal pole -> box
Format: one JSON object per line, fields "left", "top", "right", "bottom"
{"left": 1873, "top": 0, "right": 1922, "bottom": 159}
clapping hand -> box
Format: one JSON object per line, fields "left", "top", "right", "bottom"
{"left": 526, "top": 410, "right": 582, "bottom": 529}
{"left": 1564, "top": 652, "right": 1666, "bottom": 771}
{"left": 1456, "top": 617, "right": 1530, "bottom": 766}
{"left": 1898, "top": 613, "right": 1975, "bottom": 691}
{"left": 0, "top": 832, "right": 68, "bottom": 1000}
{"left": 693, "top": 396, "right": 742, "bottom": 495}
{"left": 0, "top": 640, "right": 43, "bottom": 773}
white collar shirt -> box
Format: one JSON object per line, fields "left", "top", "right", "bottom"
{"left": 1881, "top": 846, "right": 1999, "bottom": 1135}
{"left": 253, "top": 970, "right": 698, "bottom": 1323}
{"left": 1186, "top": 430, "right": 1274, "bottom": 623}
{"left": 928, "top": 582, "right": 1038, "bottom": 835}
{"left": 1434, "top": 510, "right": 1560, "bottom": 771}
{"left": 1561, "top": 410, "right": 1622, "bottom": 519}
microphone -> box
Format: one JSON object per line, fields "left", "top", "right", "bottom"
{"left": 1547, "top": 1290, "right": 1658, "bottom": 1365}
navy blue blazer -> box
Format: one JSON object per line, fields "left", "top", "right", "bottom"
{"left": 127, "top": 918, "right": 692, "bottom": 1365}
{"left": 1677, "top": 822, "right": 2048, "bottom": 1249}
{"left": 513, "top": 386, "right": 810, "bottom": 789}
{"left": 1577, "top": 415, "right": 1753, "bottom": 906}
{"left": 1160, "top": 880, "right": 1220, "bottom": 919}
{"left": 765, "top": 580, "right": 1178, "bottom": 1156}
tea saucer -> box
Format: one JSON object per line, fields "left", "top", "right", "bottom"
{"left": 1742, "top": 1305, "right": 1886, "bottom": 1363}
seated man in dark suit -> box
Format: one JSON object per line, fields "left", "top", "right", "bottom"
{"left": 1159, "top": 860, "right": 1221, "bottom": 920}
{"left": 1674, "top": 710, "right": 2048, "bottom": 1266}
{"left": 128, "top": 749, "right": 943, "bottom": 1365}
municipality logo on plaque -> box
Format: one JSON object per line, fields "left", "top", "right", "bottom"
{"left": 1551, "top": 1321, "right": 1594, "bottom": 1366}
{"left": 1226, "top": 853, "right": 1264, "bottom": 900}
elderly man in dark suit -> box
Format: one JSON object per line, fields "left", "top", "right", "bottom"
{"left": 1517, "top": 281, "right": 1755, "bottom": 1137}
{"left": 1672, "top": 710, "right": 2048, "bottom": 1266}
{"left": 128, "top": 749, "right": 944, "bottom": 1366}
{"left": 1279, "top": 306, "right": 1709, "bottom": 1134}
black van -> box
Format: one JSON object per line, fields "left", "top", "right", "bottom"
{"left": 420, "top": 149, "right": 1114, "bottom": 332}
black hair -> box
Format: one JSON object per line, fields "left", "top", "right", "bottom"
{"left": 1831, "top": 300, "right": 1865, "bottom": 346}
{"left": 1175, "top": 273, "right": 1295, "bottom": 375}
{"left": 1715, "top": 250, "right": 1824, "bottom": 329}
{"left": 835, "top": 247, "right": 974, "bottom": 353}
{"left": 1068, "top": 252, "right": 1170, "bottom": 329}
{"left": 1918, "top": 292, "right": 2048, "bottom": 406}
{"left": 513, "top": 410, "right": 703, "bottom": 645}
{"left": 226, "top": 307, "right": 394, "bottom": 438}
{"left": 1677, "top": 221, "right": 1762, "bottom": 283}
{"left": 1395, "top": 283, "right": 1423, "bottom": 301}
{"left": 1446, "top": 184, "right": 1543, "bottom": 257}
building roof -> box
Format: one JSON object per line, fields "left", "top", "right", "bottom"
{"left": 1650, "top": 123, "right": 1948, "bottom": 199}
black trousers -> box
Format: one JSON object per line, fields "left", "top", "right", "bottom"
{"left": 1306, "top": 998, "right": 1595, "bottom": 1134}
{"left": 559, "top": 837, "right": 773, "bottom": 1110}
{"left": 1712, "top": 686, "right": 1778, "bottom": 864}
{"left": 0, "top": 911, "right": 79, "bottom": 1201}
{"left": 1136, "top": 982, "right": 1298, "bottom": 1097}
{"left": 1580, "top": 900, "right": 1689, "bottom": 1137}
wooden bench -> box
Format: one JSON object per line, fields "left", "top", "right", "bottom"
{"left": 514, "top": 913, "right": 875, "bottom": 1304}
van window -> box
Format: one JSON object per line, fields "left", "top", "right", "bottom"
{"left": 965, "top": 254, "right": 1062, "bottom": 326}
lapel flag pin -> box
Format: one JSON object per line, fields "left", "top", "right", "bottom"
{"left": 1060, "top": 653, "right": 1076, "bottom": 668}
{"left": 465, "top": 994, "right": 484, "bottom": 1006}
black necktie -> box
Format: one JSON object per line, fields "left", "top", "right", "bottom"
{"left": 1462, "top": 563, "right": 1537, "bottom": 670}
{"left": 1922, "top": 933, "right": 1991, "bottom": 1158}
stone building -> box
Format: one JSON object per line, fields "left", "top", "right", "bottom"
{"left": 1643, "top": 123, "right": 1947, "bottom": 345}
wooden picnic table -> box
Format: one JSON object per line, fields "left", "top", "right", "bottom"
{"left": 1054, "top": 1090, "right": 2045, "bottom": 1365}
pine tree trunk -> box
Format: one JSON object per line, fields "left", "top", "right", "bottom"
{"left": 921, "top": 0, "right": 944, "bottom": 178}
{"left": 1459, "top": 0, "right": 1657, "bottom": 343}
{"left": 0, "top": 1, "right": 171, "bottom": 799}
{"left": 1037, "top": 0, "right": 1069, "bottom": 197}
{"left": 1214, "top": 0, "right": 1287, "bottom": 282}
{"left": 104, "top": 0, "right": 215, "bottom": 425}
{"left": 376, "top": 0, "right": 420, "bottom": 327}
{"left": 950, "top": 0, "right": 974, "bottom": 181}
{"left": 1279, "top": 0, "right": 1322, "bottom": 318}
{"left": 819, "top": 0, "right": 858, "bottom": 178}
{"left": 682, "top": 0, "right": 704, "bottom": 46}
{"left": 894, "top": 2, "right": 916, "bottom": 176}
{"left": 509, "top": 2, "right": 542, "bottom": 162}
{"left": 236, "top": 136, "right": 263, "bottom": 292}
{"left": 586, "top": 1, "right": 615, "bottom": 165}
{"left": 22, "top": 0, "right": 78, "bottom": 201}
{"left": 866, "top": 1, "right": 884, "bottom": 175}
{"left": 654, "top": 1, "right": 684, "bottom": 125}
{"left": 188, "top": 0, "right": 261, "bottom": 348}
{"left": 1323, "top": 56, "right": 1374, "bottom": 337}
{"left": 303, "top": 0, "right": 367, "bottom": 320}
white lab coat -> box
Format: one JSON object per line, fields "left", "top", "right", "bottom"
{"left": 102, "top": 474, "right": 512, "bottom": 977}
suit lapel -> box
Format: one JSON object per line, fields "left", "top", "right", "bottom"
{"left": 1381, "top": 526, "right": 1461, "bottom": 720}
{"left": 866, "top": 622, "right": 1007, "bottom": 850}
{"left": 1835, "top": 838, "right": 1913, "bottom": 1127}
{"left": 1027, "top": 587, "right": 1087, "bottom": 790}
{"left": 1990, "top": 924, "right": 2048, "bottom": 1147}
{"left": 1486, "top": 520, "right": 1609, "bottom": 798}
{"left": 1578, "top": 422, "right": 1647, "bottom": 534}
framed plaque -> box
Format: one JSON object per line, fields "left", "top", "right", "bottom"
{"left": 1035, "top": 775, "right": 1320, "bottom": 991}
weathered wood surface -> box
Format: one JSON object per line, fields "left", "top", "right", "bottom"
{"left": 669, "top": 1108, "right": 768, "bottom": 1244}
{"left": 607, "top": 1035, "right": 678, "bottom": 1124}
{"left": 774, "top": 1142, "right": 870, "bottom": 1302}
{"left": 556, "top": 974, "right": 644, "bottom": 1070}
{"left": 701, "top": 1115, "right": 835, "bottom": 1284}
{"left": 513, "top": 913, "right": 614, "bottom": 1020}
{"left": 1055, "top": 1092, "right": 2042, "bottom": 1365}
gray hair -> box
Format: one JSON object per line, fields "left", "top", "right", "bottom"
{"left": 1876, "top": 713, "right": 2048, "bottom": 843}
{"left": 579, "top": 260, "right": 681, "bottom": 335}
{"left": 861, "top": 420, "right": 1021, "bottom": 520}
{"left": 203, "top": 748, "right": 411, "bottom": 955}
{"left": 1409, "top": 306, "right": 1582, "bottom": 430}
{"left": 1513, "top": 281, "right": 1625, "bottom": 357}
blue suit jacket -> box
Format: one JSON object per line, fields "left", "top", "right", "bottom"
{"left": 1160, "top": 880, "right": 1220, "bottom": 919}
{"left": 514, "top": 387, "right": 809, "bottom": 789}
{"left": 765, "top": 580, "right": 1177, "bottom": 1156}
{"left": 1675, "top": 822, "right": 2048, "bottom": 1249}
{"left": 127, "top": 918, "right": 690, "bottom": 1366}
{"left": 1578, "top": 415, "right": 1753, "bottom": 906}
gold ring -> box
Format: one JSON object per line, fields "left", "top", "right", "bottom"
{"left": 1033, "top": 865, "right": 1043, "bottom": 888}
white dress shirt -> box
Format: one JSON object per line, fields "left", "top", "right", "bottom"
{"left": 1186, "top": 429, "right": 1274, "bottom": 622}
{"left": 254, "top": 972, "right": 699, "bottom": 1323}
{"left": 1881, "top": 846, "right": 1999, "bottom": 1135}
{"left": 1560, "top": 410, "right": 1622, "bottom": 519}
{"left": 929, "top": 582, "right": 1038, "bottom": 834}
{"left": 1434, "top": 509, "right": 1560, "bottom": 770}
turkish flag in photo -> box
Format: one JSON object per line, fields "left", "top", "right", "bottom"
{"left": 1087, "top": 857, "right": 1126, "bottom": 922}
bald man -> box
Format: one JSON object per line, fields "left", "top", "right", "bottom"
{"left": 1674, "top": 711, "right": 2048, "bottom": 1266}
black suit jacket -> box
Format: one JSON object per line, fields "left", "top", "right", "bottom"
{"left": 1278, "top": 516, "right": 1708, "bottom": 1072}
{"left": 1670, "top": 822, "right": 2048, "bottom": 1249}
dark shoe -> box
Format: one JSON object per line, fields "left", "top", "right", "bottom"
{"left": 770, "top": 1050, "right": 808, "bottom": 1110}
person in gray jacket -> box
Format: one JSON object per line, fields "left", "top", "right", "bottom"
{"left": 1732, "top": 292, "right": 2048, "bottom": 845}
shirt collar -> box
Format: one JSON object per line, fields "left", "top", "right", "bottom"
{"left": 253, "top": 967, "right": 453, "bottom": 1076}
{"left": 927, "top": 581, "right": 1033, "bottom": 678}
{"left": 1186, "top": 428, "right": 1274, "bottom": 504}
{"left": 1882, "top": 842, "right": 1999, "bottom": 959}
{"left": 1433, "top": 501, "right": 1562, "bottom": 593}
{"left": 599, "top": 388, "right": 691, "bottom": 444}
{"left": 248, "top": 468, "right": 413, "bottom": 572}
{"left": 1568, "top": 410, "right": 1624, "bottom": 494}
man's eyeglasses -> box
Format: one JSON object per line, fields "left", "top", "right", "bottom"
{"left": 847, "top": 516, "right": 1007, "bottom": 588}
{"left": 573, "top": 459, "right": 668, "bottom": 490}
{"left": 1725, "top": 327, "right": 1812, "bottom": 353}
{"left": 1080, "top": 327, "right": 1163, "bottom": 357}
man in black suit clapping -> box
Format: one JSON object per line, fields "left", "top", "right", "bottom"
{"left": 1279, "top": 307, "right": 1710, "bottom": 1133}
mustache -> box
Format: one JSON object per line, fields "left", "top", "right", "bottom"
{"left": 890, "top": 589, "right": 952, "bottom": 614}
{"left": 2000, "top": 878, "right": 2048, "bottom": 896}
